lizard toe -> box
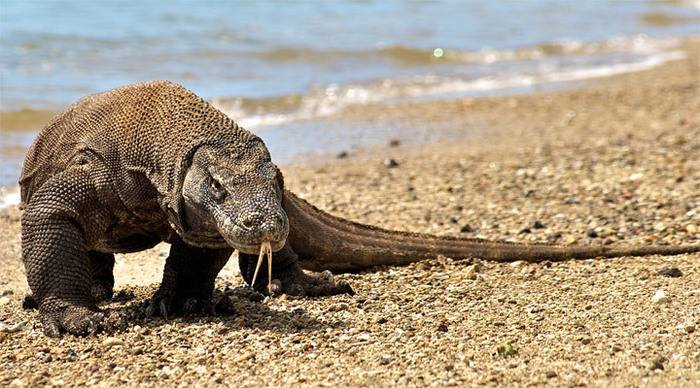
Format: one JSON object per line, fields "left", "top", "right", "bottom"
{"left": 40, "top": 306, "right": 105, "bottom": 337}
{"left": 42, "top": 318, "right": 63, "bottom": 338}
{"left": 214, "top": 296, "right": 236, "bottom": 315}
{"left": 181, "top": 298, "right": 198, "bottom": 316}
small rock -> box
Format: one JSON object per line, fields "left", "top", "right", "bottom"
{"left": 388, "top": 139, "right": 400, "bottom": 147}
{"left": 656, "top": 265, "right": 682, "bottom": 278}
{"left": 565, "top": 235, "right": 579, "bottom": 245}
{"left": 651, "top": 290, "right": 669, "bottom": 304}
{"left": 682, "top": 322, "right": 696, "bottom": 333}
{"left": 235, "top": 352, "right": 256, "bottom": 363}
{"left": 610, "top": 344, "right": 623, "bottom": 353}
{"left": 648, "top": 357, "right": 667, "bottom": 371}
{"left": 336, "top": 151, "right": 349, "bottom": 159}
{"left": 384, "top": 158, "right": 399, "bottom": 168}
{"left": 545, "top": 371, "right": 557, "bottom": 379}
{"left": 495, "top": 341, "right": 517, "bottom": 356}
{"left": 586, "top": 229, "right": 598, "bottom": 238}
{"left": 378, "top": 354, "right": 392, "bottom": 365}
{"left": 8, "top": 378, "right": 26, "bottom": 388}
{"left": 436, "top": 323, "right": 448, "bottom": 332}
{"left": 460, "top": 224, "right": 474, "bottom": 233}
{"left": 328, "top": 303, "right": 349, "bottom": 312}
{"left": 0, "top": 321, "right": 29, "bottom": 333}
{"left": 519, "top": 227, "right": 531, "bottom": 234}
{"left": 102, "top": 337, "right": 125, "bottom": 348}
{"left": 495, "top": 342, "right": 517, "bottom": 356}
{"left": 686, "top": 224, "right": 698, "bottom": 235}
{"left": 0, "top": 297, "right": 10, "bottom": 306}
{"left": 465, "top": 265, "right": 478, "bottom": 280}
{"left": 249, "top": 291, "right": 265, "bottom": 302}
{"left": 654, "top": 222, "right": 667, "bottom": 233}
{"left": 129, "top": 347, "right": 144, "bottom": 355}
{"left": 532, "top": 220, "right": 545, "bottom": 229}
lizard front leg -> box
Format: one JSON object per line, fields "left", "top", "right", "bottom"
{"left": 21, "top": 169, "right": 113, "bottom": 337}
{"left": 147, "top": 240, "right": 233, "bottom": 318}
{"left": 238, "top": 242, "right": 354, "bottom": 296}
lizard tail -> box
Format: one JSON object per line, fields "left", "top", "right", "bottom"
{"left": 282, "top": 190, "right": 700, "bottom": 273}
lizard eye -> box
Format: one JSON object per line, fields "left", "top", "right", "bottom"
{"left": 209, "top": 177, "right": 226, "bottom": 201}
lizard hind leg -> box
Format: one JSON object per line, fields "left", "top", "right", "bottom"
{"left": 89, "top": 251, "right": 115, "bottom": 303}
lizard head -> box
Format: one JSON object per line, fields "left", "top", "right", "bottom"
{"left": 181, "top": 143, "right": 289, "bottom": 254}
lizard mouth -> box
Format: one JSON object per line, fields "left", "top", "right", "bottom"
{"left": 226, "top": 238, "right": 286, "bottom": 255}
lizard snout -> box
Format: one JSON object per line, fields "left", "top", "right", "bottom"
{"left": 222, "top": 208, "right": 289, "bottom": 254}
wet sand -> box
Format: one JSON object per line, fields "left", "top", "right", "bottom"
{"left": 0, "top": 40, "right": 698, "bottom": 387}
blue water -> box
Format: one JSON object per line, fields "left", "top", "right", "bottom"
{"left": 0, "top": 0, "right": 698, "bottom": 190}
{"left": 1, "top": 0, "right": 698, "bottom": 110}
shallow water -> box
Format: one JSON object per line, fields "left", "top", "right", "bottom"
{"left": 0, "top": 0, "right": 698, "bottom": 192}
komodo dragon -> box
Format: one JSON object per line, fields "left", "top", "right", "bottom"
{"left": 20, "top": 80, "right": 700, "bottom": 337}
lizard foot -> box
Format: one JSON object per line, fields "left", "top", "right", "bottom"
{"left": 257, "top": 263, "right": 354, "bottom": 297}
{"left": 145, "top": 292, "right": 233, "bottom": 319}
{"left": 39, "top": 305, "right": 106, "bottom": 338}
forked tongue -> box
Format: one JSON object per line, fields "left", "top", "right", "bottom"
{"left": 251, "top": 241, "right": 273, "bottom": 292}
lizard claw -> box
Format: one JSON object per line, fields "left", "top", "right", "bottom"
{"left": 39, "top": 306, "right": 105, "bottom": 337}
{"left": 265, "top": 264, "right": 355, "bottom": 297}
{"left": 182, "top": 298, "right": 198, "bottom": 317}
{"left": 43, "top": 319, "right": 62, "bottom": 338}
{"left": 145, "top": 298, "right": 170, "bottom": 320}
{"left": 160, "top": 300, "right": 170, "bottom": 320}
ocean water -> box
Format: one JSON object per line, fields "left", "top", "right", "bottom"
{"left": 1, "top": 0, "right": 699, "bottom": 196}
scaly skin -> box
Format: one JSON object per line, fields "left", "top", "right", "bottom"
{"left": 20, "top": 81, "right": 699, "bottom": 337}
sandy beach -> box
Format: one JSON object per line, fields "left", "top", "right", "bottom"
{"left": 1, "top": 40, "right": 698, "bottom": 387}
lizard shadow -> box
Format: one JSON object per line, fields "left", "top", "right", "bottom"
{"left": 106, "top": 286, "right": 348, "bottom": 335}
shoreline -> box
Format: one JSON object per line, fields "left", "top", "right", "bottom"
{"left": 1, "top": 36, "right": 698, "bottom": 191}
{"left": 0, "top": 40, "right": 699, "bottom": 387}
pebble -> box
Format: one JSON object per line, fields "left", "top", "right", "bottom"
{"left": 648, "top": 357, "right": 667, "bottom": 371}
{"left": 384, "top": 158, "right": 399, "bottom": 168}
{"left": 465, "top": 265, "right": 478, "bottom": 280}
{"left": 102, "top": 337, "right": 125, "bottom": 348}
{"left": 0, "top": 297, "right": 11, "bottom": 307}
{"left": 460, "top": 224, "right": 474, "bottom": 233}
{"left": 651, "top": 290, "right": 669, "bottom": 304}
{"left": 0, "top": 321, "right": 29, "bottom": 333}
{"left": 680, "top": 322, "right": 696, "bottom": 334}
{"left": 328, "top": 303, "right": 350, "bottom": 312}
{"left": 656, "top": 265, "right": 682, "bottom": 278}
{"left": 685, "top": 224, "right": 697, "bottom": 235}
{"left": 235, "top": 352, "right": 256, "bottom": 363}
{"left": 495, "top": 341, "right": 518, "bottom": 356}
